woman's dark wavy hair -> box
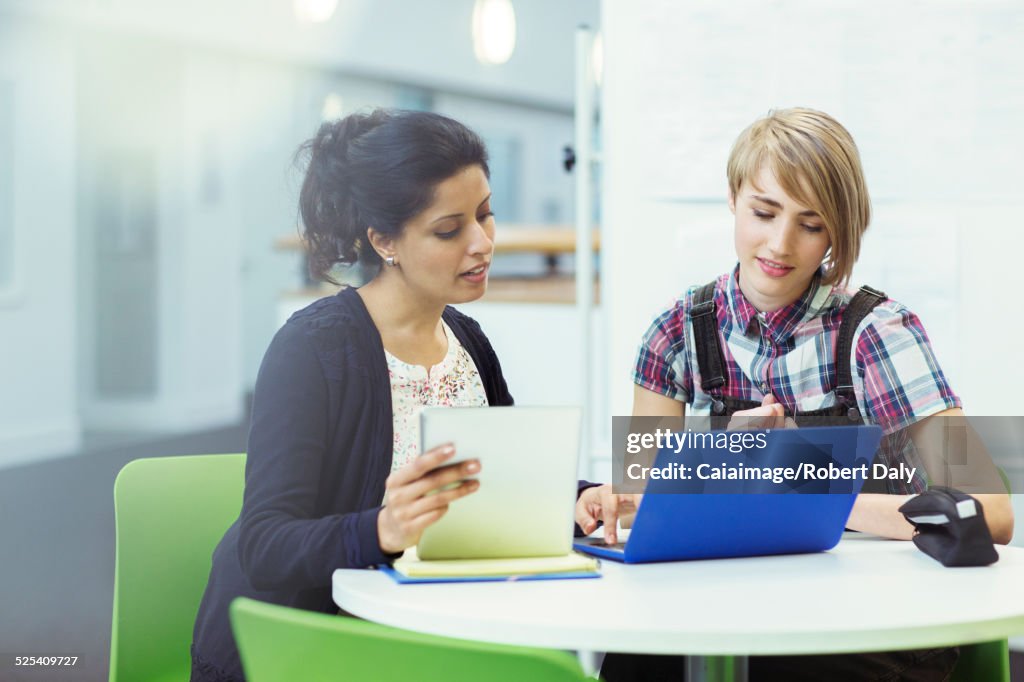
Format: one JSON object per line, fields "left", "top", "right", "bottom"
{"left": 296, "top": 109, "right": 490, "bottom": 283}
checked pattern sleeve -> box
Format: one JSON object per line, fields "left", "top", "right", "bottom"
{"left": 853, "top": 303, "right": 961, "bottom": 436}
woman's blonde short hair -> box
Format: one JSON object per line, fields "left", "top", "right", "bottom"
{"left": 726, "top": 108, "right": 870, "bottom": 287}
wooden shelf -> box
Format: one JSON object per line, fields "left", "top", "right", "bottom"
{"left": 275, "top": 225, "right": 600, "bottom": 255}
{"left": 482, "top": 276, "right": 601, "bottom": 304}
{"left": 282, "top": 276, "right": 600, "bottom": 306}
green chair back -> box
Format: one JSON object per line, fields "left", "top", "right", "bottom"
{"left": 230, "top": 597, "right": 589, "bottom": 682}
{"left": 110, "top": 454, "right": 246, "bottom": 682}
{"left": 950, "top": 469, "right": 1011, "bottom": 681}
{"left": 950, "top": 639, "right": 1010, "bottom": 682}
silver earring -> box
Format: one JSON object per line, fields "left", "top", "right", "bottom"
{"left": 384, "top": 256, "right": 397, "bottom": 267}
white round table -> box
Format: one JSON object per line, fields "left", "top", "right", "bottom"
{"left": 333, "top": 534, "right": 1024, "bottom": 681}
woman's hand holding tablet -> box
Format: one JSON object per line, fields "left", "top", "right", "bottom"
{"left": 377, "top": 445, "right": 482, "bottom": 554}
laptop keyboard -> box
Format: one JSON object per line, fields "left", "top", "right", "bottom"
{"left": 580, "top": 537, "right": 626, "bottom": 550}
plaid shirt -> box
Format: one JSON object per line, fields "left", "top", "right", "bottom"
{"left": 634, "top": 266, "right": 961, "bottom": 437}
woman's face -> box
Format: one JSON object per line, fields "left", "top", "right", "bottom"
{"left": 730, "top": 165, "right": 831, "bottom": 312}
{"left": 381, "top": 164, "right": 495, "bottom": 306}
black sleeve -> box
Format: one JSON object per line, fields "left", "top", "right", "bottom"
{"left": 237, "top": 320, "right": 394, "bottom": 592}
{"left": 444, "top": 307, "right": 514, "bottom": 407}
{"left": 574, "top": 480, "right": 604, "bottom": 537}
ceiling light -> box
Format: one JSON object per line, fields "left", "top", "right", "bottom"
{"left": 294, "top": 0, "right": 337, "bottom": 24}
{"left": 472, "top": 0, "right": 516, "bottom": 66}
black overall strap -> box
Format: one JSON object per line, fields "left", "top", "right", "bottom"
{"left": 834, "top": 285, "right": 886, "bottom": 413}
{"left": 689, "top": 281, "right": 728, "bottom": 413}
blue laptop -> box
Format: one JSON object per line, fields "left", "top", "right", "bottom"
{"left": 574, "top": 425, "right": 882, "bottom": 563}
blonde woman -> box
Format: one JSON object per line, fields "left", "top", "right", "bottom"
{"left": 580, "top": 108, "right": 1013, "bottom": 681}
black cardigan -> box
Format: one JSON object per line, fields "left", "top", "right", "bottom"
{"left": 191, "top": 287, "right": 514, "bottom": 681}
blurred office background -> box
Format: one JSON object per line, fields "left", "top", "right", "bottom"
{"left": 0, "top": 0, "right": 594, "bottom": 470}
{"left": 3, "top": 0, "right": 1024, "bottom": 679}
{"left": 0, "top": 1, "right": 596, "bottom": 679}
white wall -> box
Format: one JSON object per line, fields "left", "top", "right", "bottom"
{"left": 600, "top": 0, "right": 1024, "bottom": 429}
{"left": 0, "top": 18, "right": 80, "bottom": 467}
{"left": 233, "top": 62, "right": 308, "bottom": 389}
{"left": 172, "top": 52, "right": 246, "bottom": 428}
{"left": 74, "top": 38, "right": 246, "bottom": 432}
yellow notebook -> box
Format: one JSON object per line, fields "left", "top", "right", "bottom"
{"left": 385, "top": 548, "right": 600, "bottom": 583}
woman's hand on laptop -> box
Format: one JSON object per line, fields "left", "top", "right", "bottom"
{"left": 377, "top": 444, "right": 481, "bottom": 554}
{"left": 575, "top": 485, "right": 643, "bottom": 545}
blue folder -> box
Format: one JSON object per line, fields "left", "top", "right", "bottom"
{"left": 379, "top": 566, "right": 601, "bottom": 585}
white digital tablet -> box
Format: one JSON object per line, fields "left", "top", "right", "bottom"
{"left": 416, "top": 406, "right": 582, "bottom": 561}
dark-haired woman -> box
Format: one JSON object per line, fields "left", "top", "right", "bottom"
{"left": 190, "top": 110, "right": 517, "bottom": 682}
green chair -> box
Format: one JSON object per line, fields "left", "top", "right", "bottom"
{"left": 230, "top": 597, "right": 590, "bottom": 682}
{"left": 110, "top": 454, "right": 246, "bottom": 682}
{"left": 949, "top": 468, "right": 1012, "bottom": 682}
{"left": 950, "top": 639, "right": 1010, "bottom": 682}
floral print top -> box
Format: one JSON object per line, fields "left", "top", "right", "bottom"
{"left": 385, "top": 320, "right": 488, "bottom": 474}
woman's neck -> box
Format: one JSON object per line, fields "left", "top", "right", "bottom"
{"left": 357, "top": 276, "right": 448, "bottom": 366}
